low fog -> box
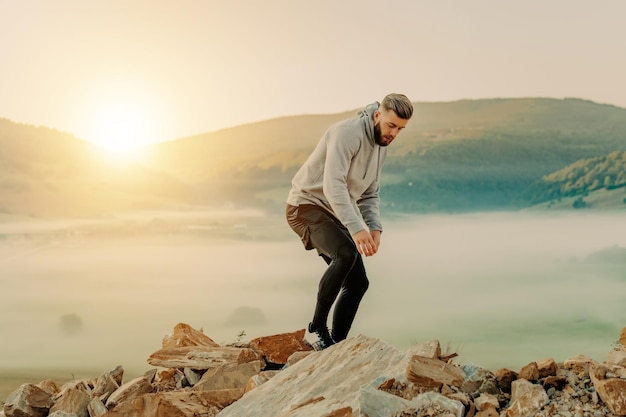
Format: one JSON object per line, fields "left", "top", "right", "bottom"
{"left": 1, "top": 209, "right": 625, "bottom": 378}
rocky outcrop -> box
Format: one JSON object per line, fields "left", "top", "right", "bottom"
{"left": 4, "top": 322, "right": 626, "bottom": 417}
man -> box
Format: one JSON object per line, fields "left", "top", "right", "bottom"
{"left": 286, "top": 93, "right": 413, "bottom": 350}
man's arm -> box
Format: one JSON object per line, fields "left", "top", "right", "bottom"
{"left": 322, "top": 130, "right": 366, "bottom": 235}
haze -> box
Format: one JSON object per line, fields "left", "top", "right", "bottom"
{"left": 2, "top": 1, "right": 626, "bottom": 151}
{"left": 1, "top": 210, "right": 624, "bottom": 377}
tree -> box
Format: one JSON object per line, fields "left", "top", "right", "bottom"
{"left": 573, "top": 197, "right": 587, "bottom": 209}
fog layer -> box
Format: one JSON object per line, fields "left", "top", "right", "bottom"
{"left": 0, "top": 210, "right": 624, "bottom": 375}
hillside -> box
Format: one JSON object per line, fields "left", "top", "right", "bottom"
{"left": 0, "top": 119, "right": 191, "bottom": 217}
{"left": 2, "top": 98, "right": 626, "bottom": 217}
{"left": 523, "top": 150, "right": 626, "bottom": 209}
{"left": 142, "top": 97, "right": 626, "bottom": 213}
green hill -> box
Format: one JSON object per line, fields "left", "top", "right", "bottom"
{"left": 143, "top": 97, "right": 626, "bottom": 213}
{"left": 2, "top": 97, "right": 626, "bottom": 217}
{"left": 524, "top": 150, "right": 626, "bottom": 210}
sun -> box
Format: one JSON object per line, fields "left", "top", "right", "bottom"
{"left": 82, "top": 85, "right": 164, "bottom": 157}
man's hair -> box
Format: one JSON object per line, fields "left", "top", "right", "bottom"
{"left": 381, "top": 93, "right": 413, "bottom": 120}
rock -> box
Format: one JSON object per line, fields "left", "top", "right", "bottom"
{"left": 161, "top": 323, "right": 219, "bottom": 349}
{"left": 406, "top": 355, "right": 466, "bottom": 389}
{"left": 87, "top": 398, "right": 108, "bottom": 417}
{"left": 518, "top": 362, "right": 539, "bottom": 382}
{"left": 153, "top": 368, "right": 186, "bottom": 391}
{"left": 92, "top": 371, "right": 119, "bottom": 402}
{"left": 494, "top": 368, "right": 518, "bottom": 393}
{"left": 286, "top": 351, "right": 313, "bottom": 367}
{"left": 108, "top": 366, "right": 124, "bottom": 386}
{"left": 248, "top": 329, "right": 311, "bottom": 365}
{"left": 49, "top": 383, "right": 91, "bottom": 417}
{"left": 404, "top": 339, "right": 442, "bottom": 359}
{"left": 48, "top": 412, "right": 78, "bottom": 417}
{"left": 192, "top": 361, "right": 262, "bottom": 391}
{"left": 35, "top": 380, "right": 60, "bottom": 396}
{"left": 607, "top": 349, "right": 626, "bottom": 367}
{"left": 590, "top": 363, "right": 626, "bottom": 415}
{"left": 101, "top": 390, "right": 242, "bottom": 417}
{"left": 147, "top": 345, "right": 263, "bottom": 370}
{"left": 474, "top": 393, "right": 499, "bottom": 411}
{"left": 503, "top": 379, "right": 549, "bottom": 417}
{"left": 542, "top": 375, "right": 568, "bottom": 391}
{"left": 564, "top": 354, "right": 598, "bottom": 375}
{"left": 105, "top": 375, "right": 153, "bottom": 409}
{"left": 460, "top": 364, "right": 497, "bottom": 395}
{"left": 3, "top": 383, "right": 54, "bottom": 417}
{"left": 360, "top": 383, "right": 464, "bottom": 417}
{"left": 244, "top": 370, "right": 280, "bottom": 393}
{"left": 183, "top": 368, "right": 201, "bottom": 387}
{"left": 217, "top": 334, "right": 406, "bottom": 416}
{"left": 475, "top": 408, "right": 498, "bottom": 417}
{"left": 536, "top": 358, "right": 558, "bottom": 378}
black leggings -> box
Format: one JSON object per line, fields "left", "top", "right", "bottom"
{"left": 286, "top": 204, "right": 369, "bottom": 341}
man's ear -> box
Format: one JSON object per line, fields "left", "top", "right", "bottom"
{"left": 373, "top": 109, "right": 381, "bottom": 123}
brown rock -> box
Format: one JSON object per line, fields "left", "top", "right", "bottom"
{"left": 87, "top": 398, "right": 108, "bottom": 417}
{"left": 147, "top": 345, "right": 263, "bottom": 370}
{"left": 36, "top": 380, "right": 60, "bottom": 396}
{"left": 161, "top": 322, "right": 219, "bottom": 349}
{"left": 50, "top": 384, "right": 91, "bottom": 417}
{"left": 518, "top": 362, "right": 539, "bottom": 382}
{"left": 153, "top": 368, "right": 186, "bottom": 392}
{"left": 105, "top": 375, "right": 154, "bottom": 409}
{"left": 406, "top": 355, "right": 465, "bottom": 388}
{"left": 503, "top": 379, "right": 549, "bottom": 417}
{"left": 249, "top": 329, "right": 311, "bottom": 364}
{"left": 536, "top": 357, "right": 558, "bottom": 378}
{"left": 474, "top": 393, "right": 499, "bottom": 411}
{"left": 287, "top": 351, "right": 313, "bottom": 367}
{"left": 563, "top": 354, "right": 598, "bottom": 376}
{"left": 3, "top": 383, "right": 54, "bottom": 417}
{"left": 92, "top": 371, "right": 120, "bottom": 402}
{"left": 192, "top": 361, "right": 263, "bottom": 391}
{"left": 590, "top": 363, "right": 626, "bottom": 415}
{"left": 404, "top": 340, "right": 442, "bottom": 359}
{"left": 475, "top": 408, "right": 499, "bottom": 417}
{"left": 494, "top": 368, "right": 518, "bottom": 393}
{"left": 542, "top": 375, "right": 568, "bottom": 391}
{"left": 245, "top": 370, "right": 280, "bottom": 393}
{"left": 102, "top": 389, "right": 243, "bottom": 417}
{"left": 607, "top": 349, "right": 626, "bottom": 367}
{"left": 218, "top": 334, "right": 406, "bottom": 417}
{"left": 109, "top": 366, "right": 124, "bottom": 386}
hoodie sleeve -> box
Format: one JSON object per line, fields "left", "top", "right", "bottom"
{"left": 322, "top": 128, "right": 367, "bottom": 235}
{"left": 357, "top": 178, "right": 382, "bottom": 232}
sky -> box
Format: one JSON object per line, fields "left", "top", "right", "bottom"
{"left": 1, "top": 0, "right": 625, "bottom": 152}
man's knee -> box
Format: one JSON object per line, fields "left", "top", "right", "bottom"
{"left": 335, "top": 243, "right": 359, "bottom": 265}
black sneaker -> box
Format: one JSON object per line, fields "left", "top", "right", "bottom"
{"left": 303, "top": 323, "right": 335, "bottom": 351}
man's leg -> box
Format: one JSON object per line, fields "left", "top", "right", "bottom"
{"left": 331, "top": 256, "right": 369, "bottom": 342}
{"left": 308, "top": 218, "right": 360, "bottom": 332}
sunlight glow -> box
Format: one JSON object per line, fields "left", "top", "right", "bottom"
{"left": 83, "top": 85, "right": 164, "bottom": 157}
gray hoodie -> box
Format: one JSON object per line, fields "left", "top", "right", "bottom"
{"left": 287, "top": 102, "right": 385, "bottom": 236}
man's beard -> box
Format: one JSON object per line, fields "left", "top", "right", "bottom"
{"left": 373, "top": 122, "right": 387, "bottom": 146}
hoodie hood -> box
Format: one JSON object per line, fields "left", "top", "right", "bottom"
{"left": 358, "top": 101, "right": 380, "bottom": 145}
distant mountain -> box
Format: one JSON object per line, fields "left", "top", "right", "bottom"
{"left": 143, "top": 97, "right": 626, "bottom": 213}
{"left": 2, "top": 98, "right": 626, "bottom": 218}
{"left": 0, "top": 118, "right": 190, "bottom": 217}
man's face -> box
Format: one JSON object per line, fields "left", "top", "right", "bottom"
{"left": 373, "top": 108, "right": 409, "bottom": 146}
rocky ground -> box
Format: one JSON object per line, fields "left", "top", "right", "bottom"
{"left": 3, "top": 323, "right": 626, "bottom": 417}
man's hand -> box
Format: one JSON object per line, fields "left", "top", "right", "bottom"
{"left": 352, "top": 229, "right": 381, "bottom": 257}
